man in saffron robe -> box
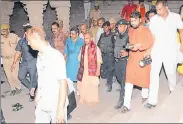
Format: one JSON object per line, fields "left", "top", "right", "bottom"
{"left": 77, "top": 32, "right": 102, "bottom": 104}
{"left": 120, "top": 11, "right": 154, "bottom": 113}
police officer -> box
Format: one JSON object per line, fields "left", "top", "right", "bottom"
{"left": 98, "top": 21, "right": 115, "bottom": 92}
{"left": 113, "top": 19, "right": 129, "bottom": 109}
{"left": 1, "top": 24, "right": 22, "bottom": 96}
{"left": 11, "top": 23, "right": 38, "bottom": 101}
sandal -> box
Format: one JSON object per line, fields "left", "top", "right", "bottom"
{"left": 144, "top": 103, "right": 156, "bottom": 109}
{"left": 12, "top": 103, "right": 22, "bottom": 107}
{"left": 1, "top": 95, "right": 6, "bottom": 98}
{"left": 121, "top": 106, "right": 130, "bottom": 113}
{"left": 13, "top": 105, "right": 23, "bottom": 112}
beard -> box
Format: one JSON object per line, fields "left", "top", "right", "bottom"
{"left": 131, "top": 24, "right": 140, "bottom": 29}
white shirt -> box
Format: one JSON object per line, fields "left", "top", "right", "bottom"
{"left": 95, "top": 27, "right": 104, "bottom": 44}
{"left": 149, "top": 11, "right": 183, "bottom": 60}
{"left": 79, "top": 33, "right": 84, "bottom": 39}
{"left": 36, "top": 45, "right": 68, "bottom": 111}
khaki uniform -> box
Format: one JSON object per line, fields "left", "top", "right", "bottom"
{"left": 1, "top": 33, "right": 21, "bottom": 90}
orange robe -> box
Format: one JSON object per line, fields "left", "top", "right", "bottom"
{"left": 126, "top": 25, "right": 153, "bottom": 88}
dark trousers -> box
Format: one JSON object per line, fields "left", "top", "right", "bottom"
{"left": 115, "top": 58, "right": 127, "bottom": 102}
{"left": 100, "top": 53, "right": 115, "bottom": 85}
{"left": 18, "top": 64, "right": 38, "bottom": 90}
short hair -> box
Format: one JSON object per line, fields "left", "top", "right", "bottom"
{"left": 150, "top": 9, "right": 157, "bottom": 14}
{"left": 156, "top": 0, "right": 168, "bottom": 6}
{"left": 26, "top": 26, "right": 46, "bottom": 41}
{"left": 109, "top": 18, "right": 116, "bottom": 23}
{"left": 145, "top": 9, "right": 157, "bottom": 20}
{"left": 179, "top": 5, "right": 183, "bottom": 14}
{"left": 130, "top": 11, "right": 141, "bottom": 19}
{"left": 51, "top": 22, "right": 60, "bottom": 27}
{"left": 102, "top": 21, "right": 110, "bottom": 28}
{"left": 70, "top": 27, "right": 79, "bottom": 34}
{"left": 10, "top": 30, "right": 15, "bottom": 34}
{"left": 80, "top": 24, "right": 88, "bottom": 29}
{"left": 98, "top": 17, "right": 105, "bottom": 23}
{"left": 139, "top": 0, "right": 144, "bottom": 3}
{"left": 23, "top": 25, "right": 32, "bottom": 32}
{"left": 85, "top": 32, "right": 93, "bottom": 38}
{"left": 145, "top": 11, "right": 150, "bottom": 20}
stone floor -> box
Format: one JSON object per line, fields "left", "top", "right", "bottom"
{"left": 1, "top": 67, "right": 183, "bottom": 123}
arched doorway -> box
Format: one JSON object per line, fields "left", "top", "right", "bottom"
{"left": 43, "top": 3, "right": 57, "bottom": 41}
{"left": 10, "top": 2, "right": 29, "bottom": 37}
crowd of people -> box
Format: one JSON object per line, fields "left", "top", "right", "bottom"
{"left": 1, "top": 0, "right": 183, "bottom": 123}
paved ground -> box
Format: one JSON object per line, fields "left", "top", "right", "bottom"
{"left": 1, "top": 67, "right": 183, "bottom": 123}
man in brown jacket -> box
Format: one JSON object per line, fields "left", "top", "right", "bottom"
{"left": 51, "top": 21, "right": 68, "bottom": 54}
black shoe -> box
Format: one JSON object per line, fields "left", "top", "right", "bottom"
{"left": 12, "top": 103, "right": 23, "bottom": 112}
{"left": 116, "top": 89, "right": 121, "bottom": 92}
{"left": 10, "top": 90, "right": 16, "bottom": 96}
{"left": 1, "top": 95, "right": 6, "bottom": 98}
{"left": 67, "top": 114, "right": 72, "bottom": 120}
{"left": 12, "top": 103, "right": 22, "bottom": 107}
{"left": 144, "top": 103, "right": 156, "bottom": 109}
{"left": 29, "top": 98, "right": 34, "bottom": 102}
{"left": 15, "top": 89, "right": 22, "bottom": 94}
{"left": 1, "top": 81, "right": 5, "bottom": 84}
{"left": 115, "top": 100, "right": 124, "bottom": 109}
{"left": 1, "top": 119, "right": 6, "bottom": 124}
{"left": 106, "top": 85, "right": 112, "bottom": 92}
{"left": 142, "top": 98, "right": 147, "bottom": 103}
{"left": 13, "top": 105, "right": 23, "bottom": 112}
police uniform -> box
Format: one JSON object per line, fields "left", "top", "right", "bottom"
{"left": 16, "top": 25, "right": 38, "bottom": 92}
{"left": 112, "top": 19, "right": 129, "bottom": 109}
{"left": 1, "top": 24, "right": 22, "bottom": 95}
{"left": 97, "top": 26, "right": 114, "bottom": 92}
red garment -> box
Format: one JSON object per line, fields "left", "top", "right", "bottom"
{"left": 77, "top": 40, "right": 97, "bottom": 81}
{"left": 121, "top": 4, "right": 137, "bottom": 21}
{"left": 137, "top": 5, "right": 146, "bottom": 24}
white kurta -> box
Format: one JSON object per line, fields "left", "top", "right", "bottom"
{"left": 148, "top": 11, "right": 183, "bottom": 105}
{"left": 95, "top": 27, "right": 104, "bottom": 44}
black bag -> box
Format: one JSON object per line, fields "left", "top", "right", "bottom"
{"left": 67, "top": 91, "right": 77, "bottom": 115}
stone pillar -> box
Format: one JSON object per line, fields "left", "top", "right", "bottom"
{"left": 20, "top": 1, "right": 48, "bottom": 27}
{"left": 50, "top": 1, "right": 71, "bottom": 30}
{"left": 0, "top": 1, "right": 14, "bottom": 27}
